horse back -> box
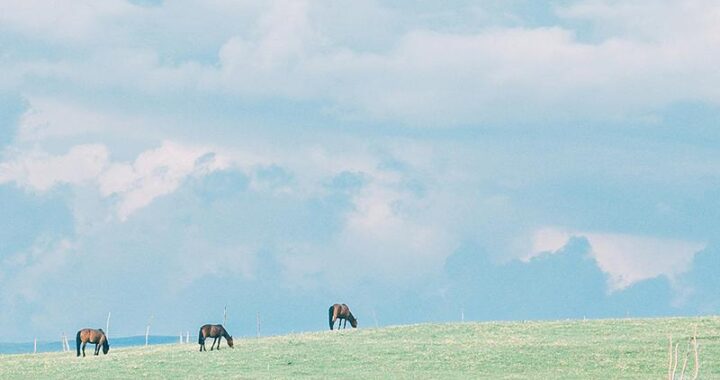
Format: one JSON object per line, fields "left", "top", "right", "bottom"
{"left": 201, "top": 324, "right": 226, "bottom": 338}
{"left": 78, "top": 328, "right": 105, "bottom": 343}
{"left": 330, "top": 303, "right": 343, "bottom": 318}
{"left": 330, "top": 303, "right": 351, "bottom": 318}
{"left": 339, "top": 304, "right": 351, "bottom": 317}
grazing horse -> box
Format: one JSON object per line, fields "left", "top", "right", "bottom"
{"left": 198, "top": 324, "right": 234, "bottom": 351}
{"left": 328, "top": 303, "right": 357, "bottom": 330}
{"left": 76, "top": 328, "right": 109, "bottom": 357}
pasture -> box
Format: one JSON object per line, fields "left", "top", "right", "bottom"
{"left": 0, "top": 317, "right": 718, "bottom": 379}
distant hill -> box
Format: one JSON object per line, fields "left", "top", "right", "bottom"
{"left": 0, "top": 336, "right": 180, "bottom": 355}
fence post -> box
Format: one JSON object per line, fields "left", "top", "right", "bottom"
{"left": 145, "top": 315, "right": 154, "bottom": 346}
{"left": 256, "top": 312, "right": 260, "bottom": 338}
{"left": 34, "top": 338, "right": 37, "bottom": 354}
{"left": 106, "top": 312, "right": 111, "bottom": 339}
{"left": 223, "top": 305, "right": 228, "bottom": 327}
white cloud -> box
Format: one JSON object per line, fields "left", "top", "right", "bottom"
{"left": 10, "top": 96, "right": 173, "bottom": 145}
{"left": 528, "top": 227, "right": 706, "bottom": 291}
{"left": 586, "top": 232, "right": 704, "bottom": 290}
{"left": 0, "top": 140, "right": 231, "bottom": 220}
{"left": 98, "top": 141, "right": 228, "bottom": 220}
{"left": 0, "top": 144, "right": 108, "bottom": 191}
{"left": 220, "top": 1, "right": 708, "bottom": 123}
{"left": 0, "top": 0, "right": 136, "bottom": 44}
{"left": 5, "top": 1, "right": 720, "bottom": 126}
{"left": 283, "top": 175, "right": 457, "bottom": 286}
{"left": 556, "top": 1, "right": 720, "bottom": 43}
{"left": 17, "top": 97, "right": 112, "bottom": 142}
{"left": 532, "top": 227, "right": 573, "bottom": 255}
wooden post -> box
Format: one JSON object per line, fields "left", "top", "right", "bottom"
{"left": 668, "top": 337, "right": 673, "bottom": 380}
{"left": 145, "top": 315, "right": 154, "bottom": 346}
{"left": 256, "top": 312, "right": 260, "bottom": 338}
{"left": 61, "top": 333, "right": 68, "bottom": 352}
{"left": 106, "top": 312, "right": 111, "bottom": 339}
{"left": 34, "top": 338, "right": 37, "bottom": 354}
{"left": 186, "top": 331, "right": 190, "bottom": 344}
{"left": 692, "top": 331, "right": 700, "bottom": 380}
{"left": 461, "top": 308, "right": 465, "bottom": 322}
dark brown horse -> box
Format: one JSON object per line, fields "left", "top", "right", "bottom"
{"left": 328, "top": 303, "right": 357, "bottom": 330}
{"left": 76, "top": 328, "right": 109, "bottom": 357}
{"left": 198, "top": 324, "right": 234, "bottom": 351}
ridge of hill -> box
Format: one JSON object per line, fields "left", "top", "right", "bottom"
{"left": 0, "top": 317, "right": 718, "bottom": 379}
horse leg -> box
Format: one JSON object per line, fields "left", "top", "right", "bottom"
{"left": 217, "top": 337, "right": 221, "bottom": 350}
{"left": 94, "top": 343, "right": 100, "bottom": 355}
{"left": 81, "top": 341, "right": 87, "bottom": 357}
{"left": 210, "top": 337, "right": 216, "bottom": 350}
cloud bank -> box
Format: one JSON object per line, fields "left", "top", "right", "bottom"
{"left": 0, "top": 0, "right": 719, "bottom": 340}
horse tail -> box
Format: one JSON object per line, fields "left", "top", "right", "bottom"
{"left": 76, "top": 330, "right": 81, "bottom": 357}
{"left": 328, "top": 306, "right": 334, "bottom": 330}
{"left": 198, "top": 328, "right": 204, "bottom": 345}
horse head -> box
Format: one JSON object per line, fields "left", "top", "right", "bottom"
{"left": 226, "top": 336, "right": 234, "bottom": 348}
{"left": 349, "top": 315, "right": 358, "bottom": 328}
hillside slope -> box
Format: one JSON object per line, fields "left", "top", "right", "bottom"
{"left": 0, "top": 317, "right": 718, "bottom": 379}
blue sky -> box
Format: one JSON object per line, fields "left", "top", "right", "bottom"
{"left": 1, "top": 0, "right": 719, "bottom": 341}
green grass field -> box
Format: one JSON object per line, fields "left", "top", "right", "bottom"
{"left": 1, "top": 317, "right": 718, "bottom": 379}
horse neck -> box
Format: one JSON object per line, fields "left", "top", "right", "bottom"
{"left": 212, "top": 325, "right": 228, "bottom": 338}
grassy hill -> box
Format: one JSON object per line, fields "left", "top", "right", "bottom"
{"left": 1, "top": 317, "right": 718, "bottom": 379}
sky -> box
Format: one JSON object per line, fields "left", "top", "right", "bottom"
{"left": 1, "top": 0, "right": 719, "bottom": 342}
